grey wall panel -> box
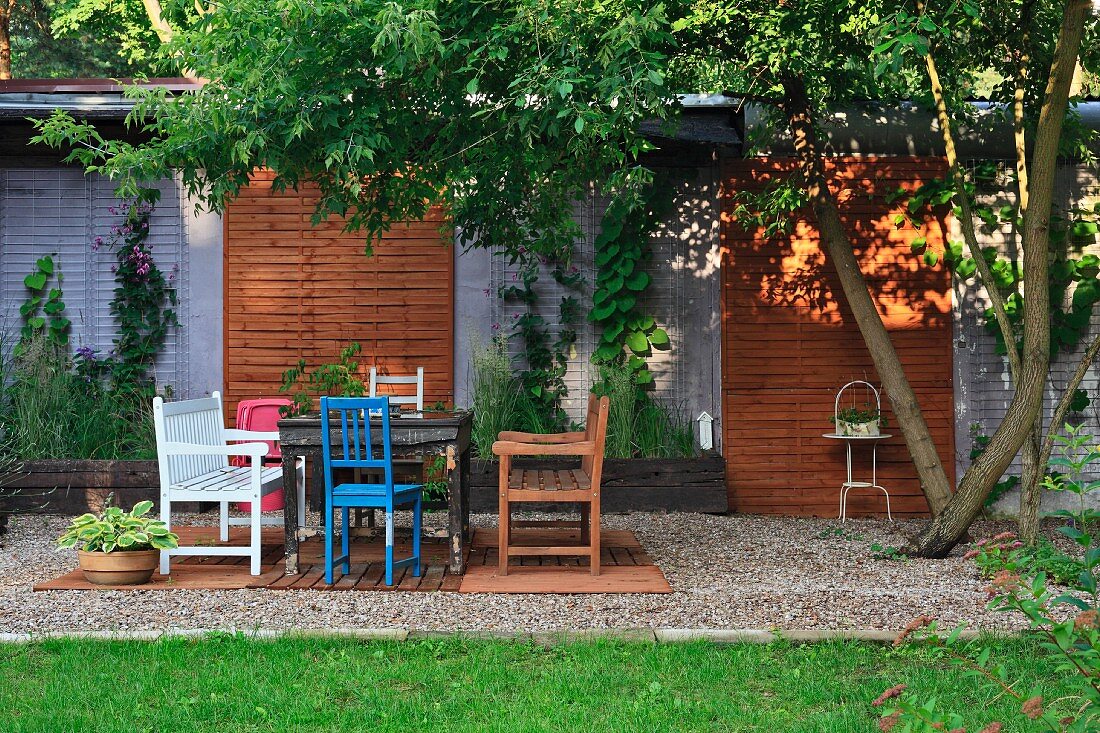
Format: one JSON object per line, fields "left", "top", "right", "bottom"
{"left": 465, "top": 161, "right": 723, "bottom": 445}
{"left": 0, "top": 168, "right": 197, "bottom": 396}
{"left": 182, "top": 191, "right": 223, "bottom": 398}
{"left": 954, "top": 161, "right": 1100, "bottom": 515}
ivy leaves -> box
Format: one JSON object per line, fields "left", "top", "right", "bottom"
{"left": 590, "top": 177, "right": 671, "bottom": 381}
{"left": 899, "top": 170, "right": 1100, "bottom": 358}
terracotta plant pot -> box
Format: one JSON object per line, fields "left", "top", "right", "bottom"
{"left": 77, "top": 549, "right": 159, "bottom": 585}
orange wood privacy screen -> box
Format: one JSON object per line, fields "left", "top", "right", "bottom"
{"left": 721, "top": 158, "right": 955, "bottom": 518}
{"left": 222, "top": 172, "right": 454, "bottom": 425}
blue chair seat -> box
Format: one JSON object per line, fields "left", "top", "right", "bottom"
{"left": 321, "top": 396, "right": 424, "bottom": 586}
{"left": 331, "top": 482, "right": 424, "bottom": 499}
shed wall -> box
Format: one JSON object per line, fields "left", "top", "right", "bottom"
{"left": 0, "top": 168, "right": 192, "bottom": 394}
{"left": 221, "top": 172, "right": 454, "bottom": 424}
{"left": 721, "top": 157, "right": 956, "bottom": 517}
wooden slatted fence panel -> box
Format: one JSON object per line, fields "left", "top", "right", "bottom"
{"left": 721, "top": 158, "right": 955, "bottom": 517}
{"left": 223, "top": 173, "right": 453, "bottom": 423}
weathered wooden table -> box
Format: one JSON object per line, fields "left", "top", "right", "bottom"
{"left": 277, "top": 411, "right": 473, "bottom": 576}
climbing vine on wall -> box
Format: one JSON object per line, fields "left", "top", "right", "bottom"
{"left": 499, "top": 247, "right": 584, "bottom": 427}
{"left": 895, "top": 163, "right": 1100, "bottom": 357}
{"left": 80, "top": 189, "right": 179, "bottom": 393}
{"left": 590, "top": 173, "right": 672, "bottom": 388}
{"left": 897, "top": 162, "right": 1100, "bottom": 507}
{"left": 18, "top": 255, "right": 70, "bottom": 353}
{"left": 495, "top": 171, "right": 675, "bottom": 418}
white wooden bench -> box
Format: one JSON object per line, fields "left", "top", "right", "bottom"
{"left": 153, "top": 391, "right": 305, "bottom": 575}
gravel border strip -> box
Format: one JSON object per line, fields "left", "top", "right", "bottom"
{"left": 0, "top": 627, "right": 1010, "bottom": 644}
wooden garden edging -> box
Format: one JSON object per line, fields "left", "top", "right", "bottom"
{"left": 5, "top": 456, "right": 729, "bottom": 515}
{"left": 4, "top": 460, "right": 162, "bottom": 514}
{"left": 468, "top": 456, "right": 728, "bottom": 513}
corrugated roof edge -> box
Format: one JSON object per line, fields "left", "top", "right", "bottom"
{"left": 0, "top": 78, "right": 203, "bottom": 93}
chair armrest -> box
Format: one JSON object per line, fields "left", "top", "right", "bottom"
{"left": 223, "top": 428, "right": 280, "bottom": 442}
{"left": 161, "top": 441, "right": 268, "bottom": 458}
{"left": 496, "top": 431, "right": 587, "bottom": 444}
{"left": 492, "top": 440, "right": 596, "bottom": 457}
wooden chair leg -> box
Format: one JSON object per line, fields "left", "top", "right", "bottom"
{"left": 250, "top": 500, "right": 263, "bottom": 576}
{"left": 589, "top": 498, "right": 600, "bottom": 577}
{"left": 159, "top": 492, "right": 172, "bottom": 576}
{"left": 341, "top": 506, "right": 351, "bottom": 575}
{"left": 324, "top": 494, "right": 335, "bottom": 585}
{"left": 498, "top": 493, "right": 510, "bottom": 576}
{"left": 580, "top": 503, "right": 590, "bottom": 544}
{"left": 412, "top": 495, "right": 422, "bottom": 577}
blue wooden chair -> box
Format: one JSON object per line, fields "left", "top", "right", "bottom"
{"left": 320, "top": 396, "right": 423, "bottom": 585}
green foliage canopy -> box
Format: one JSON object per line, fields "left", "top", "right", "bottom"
{"left": 35, "top": 0, "right": 675, "bottom": 259}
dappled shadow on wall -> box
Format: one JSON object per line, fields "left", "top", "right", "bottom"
{"left": 722, "top": 159, "right": 951, "bottom": 331}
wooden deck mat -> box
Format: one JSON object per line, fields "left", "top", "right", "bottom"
{"left": 35, "top": 525, "right": 669, "bottom": 594}
{"left": 457, "top": 527, "right": 671, "bottom": 594}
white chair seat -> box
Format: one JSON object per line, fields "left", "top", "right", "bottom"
{"left": 171, "top": 465, "right": 284, "bottom": 493}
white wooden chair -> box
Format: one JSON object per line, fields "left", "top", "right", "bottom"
{"left": 369, "top": 366, "right": 424, "bottom": 411}
{"left": 153, "top": 391, "right": 305, "bottom": 575}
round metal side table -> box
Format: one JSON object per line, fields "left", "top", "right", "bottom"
{"left": 822, "top": 433, "right": 893, "bottom": 521}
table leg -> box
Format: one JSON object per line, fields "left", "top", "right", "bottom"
{"left": 461, "top": 448, "right": 471, "bottom": 543}
{"left": 447, "top": 444, "right": 466, "bottom": 574}
{"left": 309, "top": 457, "right": 323, "bottom": 512}
{"left": 282, "top": 452, "right": 300, "bottom": 575}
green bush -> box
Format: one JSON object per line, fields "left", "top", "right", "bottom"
{"left": 1, "top": 335, "right": 156, "bottom": 460}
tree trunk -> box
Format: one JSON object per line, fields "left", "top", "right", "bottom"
{"left": 925, "top": 45, "right": 1045, "bottom": 539}
{"left": 1022, "top": 334, "right": 1100, "bottom": 542}
{"left": 1018, "top": 422, "right": 1042, "bottom": 543}
{"left": 780, "top": 77, "right": 954, "bottom": 516}
{"left": 0, "top": 0, "right": 13, "bottom": 80}
{"left": 907, "top": 0, "right": 1089, "bottom": 557}
{"left": 142, "top": 0, "right": 175, "bottom": 44}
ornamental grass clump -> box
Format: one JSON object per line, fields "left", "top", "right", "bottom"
{"left": 469, "top": 334, "right": 524, "bottom": 457}
{"left": 3, "top": 335, "right": 157, "bottom": 460}
{"left": 600, "top": 361, "right": 694, "bottom": 459}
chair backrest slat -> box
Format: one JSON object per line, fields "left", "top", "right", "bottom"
{"left": 369, "top": 366, "right": 425, "bottom": 411}
{"left": 321, "top": 396, "right": 395, "bottom": 498}
{"left": 154, "top": 392, "right": 229, "bottom": 485}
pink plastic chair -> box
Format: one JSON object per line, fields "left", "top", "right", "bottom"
{"left": 233, "top": 398, "right": 293, "bottom": 512}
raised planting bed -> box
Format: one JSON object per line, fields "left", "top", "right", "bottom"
{"left": 3, "top": 460, "right": 164, "bottom": 514}
{"left": 3, "top": 456, "right": 729, "bottom": 516}
{"left": 468, "top": 455, "right": 727, "bottom": 513}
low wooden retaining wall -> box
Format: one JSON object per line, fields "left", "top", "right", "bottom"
{"left": 468, "top": 456, "right": 728, "bottom": 513}
{"left": 3, "top": 456, "right": 728, "bottom": 515}
{"left": 3, "top": 460, "right": 164, "bottom": 514}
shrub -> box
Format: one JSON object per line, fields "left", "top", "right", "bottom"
{"left": 879, "top": 425, "right": 1100, "bottom": 732}
{"left": 968, "top": 531, "right": 1085, "bottom": 587}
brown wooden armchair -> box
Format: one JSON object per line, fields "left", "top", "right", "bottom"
{"left": 491, "top": 394, "right": 610, "bottom": 576}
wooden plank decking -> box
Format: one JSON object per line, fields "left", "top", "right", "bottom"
{"left": 34, "top": 525, "right": 671, "bottom": 594}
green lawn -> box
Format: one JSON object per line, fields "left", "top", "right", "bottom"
{"left": 0, "top": 635, "right": 1070, "bottom": 732}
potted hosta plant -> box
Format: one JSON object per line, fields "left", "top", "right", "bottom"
{"left": 57, "top": 500, "right": 178, "bottom": 585}
{"left": 831, "top": 406, "right": 886, "bottom": 437}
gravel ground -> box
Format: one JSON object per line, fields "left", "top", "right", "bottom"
{"left": 0, "top": 511, "right": 1053, "bottom": 634}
